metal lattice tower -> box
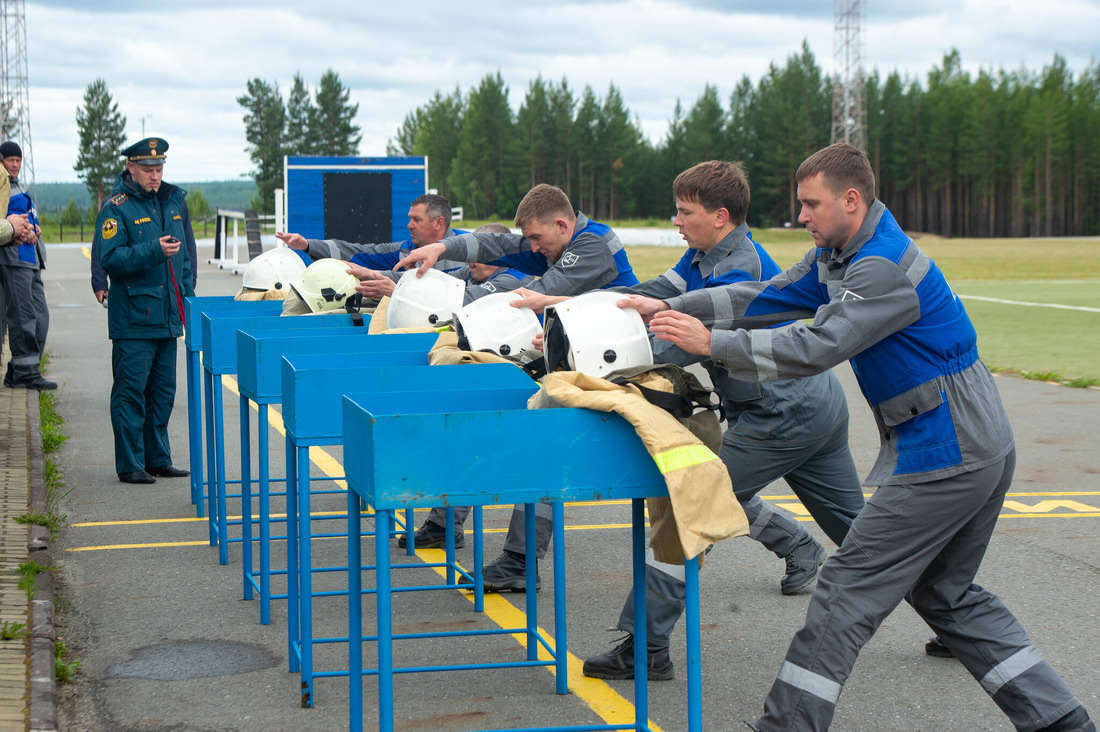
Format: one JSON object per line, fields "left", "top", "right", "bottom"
{"left": 0, "top": 0, "right": 33, "bottom": 189}
{"left": 831, "top": 0, "right": 866, "bottom": 150}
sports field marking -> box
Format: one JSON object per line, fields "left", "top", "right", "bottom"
{"left": 958, "top": 294, "right": 1100, "bottom": 313}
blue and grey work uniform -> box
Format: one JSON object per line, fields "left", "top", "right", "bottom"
{"left": 608, "top": 224, "right": 864, "bottom": 647}
{"left": 427, "top": 214, "right": 638, "bottom": 542}
{"left": 304, "top": 231, "right": 468, "bottom": 281}
{"left": 95, "top": 170, "right": 195, "bottom": 475}
{"left": 669, "top": 200, "right": 1079, "bottom": 732}
{"left": 433, "top": 212, "right": 638, "bottom": 294}
{"left": 451, "top": 264, "right": 535, "bottom": 304}
{"left": 0, "top": 176, "right": 49, "bottom": 385}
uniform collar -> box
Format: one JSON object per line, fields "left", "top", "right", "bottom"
{"left": 692, "top": 222, "right": 751, "bottom": 278}
{"left": 829, "top": 198, "right": 886, "bottom": 266}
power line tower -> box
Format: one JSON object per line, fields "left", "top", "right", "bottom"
{"left": 0, "top": 0, "right": 33, "bottom": 189}
{"left": 831, "top": 0, "right": 866, "bottom": 150}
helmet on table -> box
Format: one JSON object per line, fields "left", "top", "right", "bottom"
{"left": 454, "top": 292, "right": 541, "bottom": 357}
{"left": 543, "top": 291, "right": 653, "bottom": 377}
{"left": 386, "top": 268, "right": 465, "bottom": 329}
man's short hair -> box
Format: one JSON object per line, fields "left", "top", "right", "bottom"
{"left": 411, "top": 193, "right": 452, "bottom": 230}
{"left": 514, "top": 184, "right": 575, "bottom": 229}
{"left": 796, "top": 143, "right": 876, "bottom": 204}
{"left": 672, "top": 160, "right": 750, "bottom": 225}
{"left": 474, "top": 222, "right": 511, "bottom": 234}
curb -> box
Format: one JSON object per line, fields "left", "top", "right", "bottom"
{"left": 25, "top": 390, "right": 57, "bottom": 732}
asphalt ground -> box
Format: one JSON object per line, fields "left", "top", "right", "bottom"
{"left": 42, "top": 242, "right": 1099, "bottom": 732}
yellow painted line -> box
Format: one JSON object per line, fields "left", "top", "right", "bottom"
{"left": 1000, "top": 513, "right": 1100, "bottom": 518}
{"left": 422, "top": 550, "right": 664, "bottom": 732}
{"left": 1002, "top": 499, "right": 1099, "bottom": 513}
{"left": 81, "top": 246, "right": 91, "bottom": 260}
{"left": 68, "top": 540, "right": 209, "bottom": 552}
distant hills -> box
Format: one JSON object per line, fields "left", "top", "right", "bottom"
{"left": 31, "top": 180, "right": 258, "bottom": 214}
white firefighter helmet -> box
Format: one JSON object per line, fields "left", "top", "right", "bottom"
{"left": 288, "top": 258, "right": 359, "bottom": 313}
{"left": 386, "top": 268, "right": 466, "bottom": 329}
{"left": 241, "top": 246, "right": 307, "bottom": 292}
{"left": 453, "top": 292, "right": 542, "bottom": 357}
{"left": 543, "top": 290, "right": 653, "bottom": 377}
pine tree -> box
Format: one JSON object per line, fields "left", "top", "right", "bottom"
{"left": 285, "top": 73, "right": 317, "bottom": 156}
{"left": 74, "top": 78, "right": 127, "bottom": 210}
{"left": 237, "top": 78, "right": 285, "bottom": 212}
{"left": 311, "top": 69, "right": 361, "bottom": 156}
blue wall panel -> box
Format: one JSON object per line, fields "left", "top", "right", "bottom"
{"left": 285, "top": 156, "right": 427, "bottom": 243}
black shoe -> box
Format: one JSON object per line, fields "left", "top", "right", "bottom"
{"left": 396, "top": 520, "right": 465, "bottom": 549}
{"left": 1039, "top": 705, "right": 1095, "bottom": 732}
{"left": 119, "top": 470, "right": 156, "bottom": 484}
{"left": 145, "top": 464, "right": 190, "bottom": 478}
{"left": 582, "top": 634, "right": 675, "bottom": 681}
{"left": 458, "top": 550, "right": 540, "bottom": 592}
{"left": 781, "top": 536, "right": 827, "bottom": 595}
{"left": 924, "top": 635, "right": 955, "bottom": 658}
{"left": 9, "top": 375, "right": 57, "bottom": 390}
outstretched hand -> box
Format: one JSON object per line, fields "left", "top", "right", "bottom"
{"left": 275, "top": 231, "right": 308, "bottom": 250}
{"left": 393, "top": 242, "right": 446, "bottom": 276}
{"left": 648, "top": 310, "right": 712, "bottom": 356}
{"left": 509, "top": 288, "right": 568, "bottom": 314}
{"left": 616, "top": 294, "right": 670, "bottom": 324}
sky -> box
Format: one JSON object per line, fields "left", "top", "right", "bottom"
{"left": 19, "top": 0, "right": 1100, "bottom": 185}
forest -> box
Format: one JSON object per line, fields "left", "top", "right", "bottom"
{"left": 386, "top": 44, "right": 1100, "bottom": 237}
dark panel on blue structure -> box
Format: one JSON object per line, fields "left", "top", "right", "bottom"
{"left": 323, "top": 172, "right": 392, "bottom": 244}
{"left": 285, "top": 157, "right": 427, "bottom": 242}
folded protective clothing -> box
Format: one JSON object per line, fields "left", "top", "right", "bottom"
{"left": 532, "top": 370, "right": 748, "bottom": 563}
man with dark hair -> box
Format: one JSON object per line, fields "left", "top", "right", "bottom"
{"left": 0, "top": 140, "right": 54, "bottom": 390}
{"left": 393, "top": 183, "right": 637, "bottom": 567}
{"left": 395, "top": 183, "right": 638, "bottom": 295}
{"left": 513, "top": 161, "right": 864, "bottom": 681}
{"left": 622, "top": 143, "right": 1093, "bottom": 732}
{"left": 276, "top": 193, "right": 465, "bottom": 300}
{"left": 95, "top": 137, "right": 194, "bottom": 485}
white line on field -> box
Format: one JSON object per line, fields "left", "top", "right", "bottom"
{"left": 958, "top": 294, "right": 1100, "bottom": 313}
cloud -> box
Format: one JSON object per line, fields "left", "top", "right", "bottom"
{"left": 21, "top": 0, "right": 1100, "bottom": 185}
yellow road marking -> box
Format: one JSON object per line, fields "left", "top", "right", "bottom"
{"left": 1002, "top": 499, "right": 1099, "bottom": 513}
{"left": 68, "top": 540, "right": 209, "bottom": 552}
{"left": 423, "top": 551, "right": 664, "bottom": 732}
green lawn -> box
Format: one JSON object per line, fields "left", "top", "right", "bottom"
{"left": 624, "top": 233, "right": 1100, "bottom": 385}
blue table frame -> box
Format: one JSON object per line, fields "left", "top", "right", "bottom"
{"left": 184, "top": 297, "right": 283, "bottom": 514}
{"left": 280, "top": 355, "right": 540, "bottom": 706}
{"left": 201, "top": 310, "right": 360, "bottom": 563}
{"left": 235, "top": 328, "right": 438, "bottom": 624}
{"left": 342, "top": 396, "right": 704, "bottom": 732}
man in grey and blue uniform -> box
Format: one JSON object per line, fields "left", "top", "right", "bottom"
{"left": 626, "top": 143, "right": 1093, "bottom": 732}
{"left": 578, "top": 160, "right": 864, "bottom": 681}
{"left": 0, "top": 140, "right": 54, "bottom": 390}
{"left": 276, "top": 193, "right": 466, "bottom": 302}
{"left": 394, "top": 183, "right": 638, "bottom": 565}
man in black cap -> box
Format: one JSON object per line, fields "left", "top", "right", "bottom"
{"left": 0, "top": 140, "right": 55, "bottom": 390}
{"left": 92, "top": 137, "right": 195, "bottom": 484}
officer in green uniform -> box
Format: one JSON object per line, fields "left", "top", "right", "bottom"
{"left": 93, "top": 137, "right": 194, "bottom": 484}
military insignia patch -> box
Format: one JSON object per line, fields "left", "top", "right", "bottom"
{"left": 149, "top": 139, "right": 158, "bottom": 149}
{"left": 108, "top": 193, "right": 128, "bottom": 206}
{"left": 102, "top": 219, "right": 118, "bottom": 240}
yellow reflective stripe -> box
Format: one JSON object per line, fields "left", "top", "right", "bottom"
{"left": 651, "top": 444, "right": 716, "bottom": 474}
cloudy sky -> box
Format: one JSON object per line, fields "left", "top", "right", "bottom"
{"left": 21, "top": 0, "right": 1100, "bottom": 184}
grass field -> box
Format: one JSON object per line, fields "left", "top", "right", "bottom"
{"left": 624, "top": 231, "right": 1100, "bottom": 385}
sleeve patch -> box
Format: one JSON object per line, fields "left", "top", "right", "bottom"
{"left": 101, "top": 219, "right": 119, "bottom": 240}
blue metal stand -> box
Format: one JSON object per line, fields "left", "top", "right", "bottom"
{"left": 281, "top": 356, "right": 539, "bottom": 706}
{"left": 341, "top": 395, "right": 706, "bottom": 732}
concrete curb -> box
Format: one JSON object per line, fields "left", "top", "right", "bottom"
{"left": 25, "top": 390, "right": 57, "bottom": 732}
